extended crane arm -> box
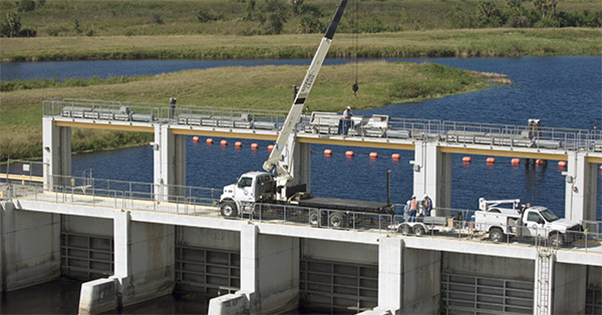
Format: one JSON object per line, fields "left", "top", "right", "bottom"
{"left": 262, "top": 0, "right": 348, "bottom": 177}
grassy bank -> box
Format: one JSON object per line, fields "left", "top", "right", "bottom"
{"left": 0, "top": 61, "right": 504, "bottom": 160}
{"left": 2, "top": 28, "right": 601, "bottom": 62}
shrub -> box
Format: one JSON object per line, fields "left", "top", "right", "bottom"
{"left": 17, "top": 0, "right": 35, "bottom": 12}
{"left": 196, "top": 10, "right": 220, "bottom": 23}
{"left": 149, "top": 13, "right": 164, "bottom": 25}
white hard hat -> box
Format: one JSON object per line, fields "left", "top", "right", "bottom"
{"left": 424, "top": 194, "right": 428, "bottom": 198}
{"left": 411, "top": 195, "right": 416, "bottom": 198}
{"left": 347, "top": 106, "right": 351, "bottom": 110}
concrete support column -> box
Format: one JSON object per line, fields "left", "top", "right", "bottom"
{"left": 210, "top": 224, "right": 299, "bottom": 314}
{"left": 377, "top": 237, "right": 403, "bottom": 313}
{"left": 0, "top": 201, "right": 60, "bottom": 293}
{"left": 81, "top": 211, "right": 175, "bottom": 313}
{"left": 565, "top": 151, "right": 598, "bottom": 222}
{"left": 367, "top": 238, "right": 440, "bottom": 315}
{"left": 153, "top": 125, "right": 186, "bottom": 202}
{"left": 413, "top": 141, "right": 451, "bottom": 213}
{"left": 42, "top": 116, "right": 71, "bottom": 189}
{"left": 533, "top": 250, "right": 587, "bottom": 314}
{"left": 291, "top": 142, "right": 311, "bottom": 193}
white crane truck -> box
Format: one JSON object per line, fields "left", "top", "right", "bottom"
{"left": 218, "top": 0, "right": 393, "bottom": 226}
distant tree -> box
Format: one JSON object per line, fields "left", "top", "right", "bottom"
{"left": 244, "top": 0, "right": 257, "bottom": 21}
{"left": 37, "top": 0, "right": 46, "bottom": 7}
{"left": 197, "top": 10, "right": 219, "bottom": 23}
{"left": 258, "top": 0, "right": 289, "bottom": 35}
{"left": 533, "top": 0, "right": 557, "bottom": 18}
{"left": 291, "top": 0, "right": 303, "bottom": 16}
{"left": 0, "top": 12, "right": 22, "bottom": 37}
{"left": 73, "top": 19, "right": 82, "bottom": 34}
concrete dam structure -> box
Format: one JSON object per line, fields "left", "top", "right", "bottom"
{"left": 1, "top": 98, "right": 601, "bottom": 314}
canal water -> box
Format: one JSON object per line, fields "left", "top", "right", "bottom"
{"left": 1, "top": 56, "right": 601, "bottom": 314}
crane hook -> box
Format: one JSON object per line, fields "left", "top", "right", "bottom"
{"left": 352, "top": 83, "right": 359, "bottom": 97}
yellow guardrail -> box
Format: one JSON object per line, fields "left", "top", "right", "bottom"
{"left": 0, "top": 173, "right": 44, "bottom": 183}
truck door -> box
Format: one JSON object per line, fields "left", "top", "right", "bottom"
{"left": 235, "top": 176, "right": 256, "bottom": 203}
{"left": 522, "top": 210, "right": 547, "bottom": 238}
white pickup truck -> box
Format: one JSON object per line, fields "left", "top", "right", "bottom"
{"left": 474, "top": 203, "right": 583, "bottom": 247}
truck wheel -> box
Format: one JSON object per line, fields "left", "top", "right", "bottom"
{"left": 489, "top": 228, "right": 504, "bottom": 243}
{"left": 549, "top": 233, "right": 564, "bottom": 248}
{"left": 220, "top": 201, "right": 238, "bottom": 218}
{"left": 413, "top": 225, "right": 425, "bottom": 236}
{"left": 309, "top": 211, "right": 320, "bottom": 226}
{"left": 329, "top": 213, "right": 344, "bottom": 228}
{"left": 399, "top": 224, "right": 412, "bottom": 236}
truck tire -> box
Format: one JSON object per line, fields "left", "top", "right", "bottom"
{"left": 489, "top": 228, "right": 504, "bottom": 243}
{"left": 549, "top": 232, "right": 564, "bottom": 248}
{"left": 220, "top": 201, "right": 238, "bottom": 218}
{"left": 399, "top": 224, "right": 412, "bottom": 236}
{"left": 309, "top": 211, "right": 320, "bottom": 226}
{"left": 329, "top": 213, "right": 344, "bottom": 228}
{"left": 413, "top": 225, "right": 425, "bottom": 236}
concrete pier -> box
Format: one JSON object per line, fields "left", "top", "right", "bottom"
{"left": 42, "top": 117, "right": 72, "bottom": 188}
{"left": 565, "top": 151, "right": 599, "bottom": 222}
{"left": 413, "top": 141, "right": 452, "bottom": 213}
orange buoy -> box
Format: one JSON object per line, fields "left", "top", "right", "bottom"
{"left": 486, "top": 157, "right": 495, "bottom": 164}
{"left": 235, "top": 141, "right": 243, "bottom": 148}
{"left": 345, "top": 151, "right": 354, "bottom": 157}
{"left": 391, "top": 153, "right": 401, "bottom": 160}
{"left": 267, "top": 144, "right": 274, "bottom": 152}
{"left": 251, "top": 143, "right": 259, "bottom": 150}
{"left": 511, "top": 158, "right": 520, "bottom": 166}
{"left": 558, "top": 161, "right": 567, "bottom": 168}
{"left": 369, "top": 152, "right": 378, "bottom": 159}
{"left": 192, "top": 136, "right": 200, "bottom": 143}
{"left": 536, "top": 159, "right": 545, "bottom": 166}
{"left": 462, "top": 156, "right": 472, "bottom": 163}
{"left": 220, "top": 140, "right": 228, "bottom": 146}
{"left": 206, "top": 138, "right": 214, "bottom": 144}
{"left": 324, "top": 149, "right": 333, "bottom": 156}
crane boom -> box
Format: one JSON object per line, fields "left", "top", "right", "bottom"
{"left": 263, "top": 0, "right": 348, "bottom": 178}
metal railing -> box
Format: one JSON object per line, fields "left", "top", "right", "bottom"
{"left": 3, "top": 174, "right": 600, "bottom": 252}
{"left": 43, "top": 98, "right": 602, "bottom": 153}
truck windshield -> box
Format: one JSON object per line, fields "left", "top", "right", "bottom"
{"left": 237, "top": 177, "right": 253, "bottom": 188}
{"left": 540, "top": 209, "right": 560, "bottom": 222}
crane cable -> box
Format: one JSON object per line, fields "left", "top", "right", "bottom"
{"left": 352, "top": 0, "right": 359, "bottom": 97}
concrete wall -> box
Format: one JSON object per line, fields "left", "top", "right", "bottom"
{"left": 62, "top": 214, "right": 113, "bottom": 236}
{"left": 553, "top": 262, "right": 586, "bottom": 314}
{"left": 177, "top": 226, "right": 240, "bottom": 251}
{"left": 588, "top": 265, "right": 602, "bottom": 287}
{"left": 302, "top": 238, "right": 378, "bottom": 265}
{"left": 402, "top": 248, "right": 441, "bottom": 314}
{"left": 442, "top": 252, "right": 534, "bottom": 281}
{"left": 0, "top": 201, "right": 60, "bottom": 292}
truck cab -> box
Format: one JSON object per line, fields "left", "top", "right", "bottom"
{"left": 219, "top": 171, "right": 275, "bottom": 218}
{"left": 519, "top": 206, "right": 583, "bottom": 246}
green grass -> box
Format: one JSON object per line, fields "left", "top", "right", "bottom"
{"left": 2, "top": 28, "right": 600, "bottom": 62}
{"left": 1, "top": 0, "right": 599, "bottom": 37}
{"left": 0, "top": 61, "right": 500, "bottom": 160}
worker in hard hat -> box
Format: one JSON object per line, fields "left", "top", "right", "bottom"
{"left": 423, "top": 194, "right": 433, "bottom": 217}
{"left": 342, "top": 106, "right": 352, "bottom": 135}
